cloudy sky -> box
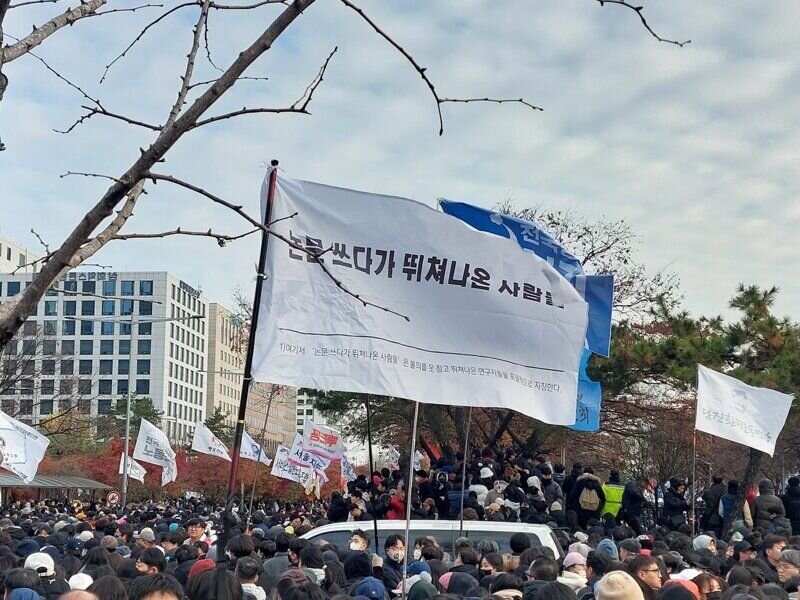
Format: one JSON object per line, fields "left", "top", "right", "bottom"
{"left": 1, "top": 0, "right": 798, "bottom": 321}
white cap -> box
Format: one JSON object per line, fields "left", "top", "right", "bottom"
{"left": 77, "top": 531, "right": 94, "bottom": 542}
{"left": 24, "top": 552, "right": 55, "bottom": 576}
{"left": 480, "top": 467, "right": 494, "bottom": 479}
{"left": 69, "top": 573, "right": 93, "bottom": 590}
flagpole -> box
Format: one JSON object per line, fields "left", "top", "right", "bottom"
{"left": 459, "top": 407, "right": 472, "bottom": 538}
{"left": 365, "top": 396, "right": 380, "bottom": 551}
{"left": 401, "top": 401, "right": 420, "bottom": 600}
{"left": 691, "top": 430, "right": 697, "bottom": 537}
{"left": 246, "top": 386, "right": 276, "bottom": 530}
{"left": 221, "top": 159, "right": 278, "bottom": 564}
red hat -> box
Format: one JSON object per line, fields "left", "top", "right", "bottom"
{"left": 189, "top": 558, "right": 216, "bottom": 579}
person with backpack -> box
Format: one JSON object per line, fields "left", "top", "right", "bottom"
{"left": 567, "top": 467, "right": 606, "bottom": 528}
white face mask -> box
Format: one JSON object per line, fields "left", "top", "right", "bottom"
{"left": 388, "top": 549, "right": 404, "bottom": 562}
{"left": 413, "top": 548, "right": 422, "bottom": 560}
{"left": 349, "top": 542, "right": 363, "bottom": 551}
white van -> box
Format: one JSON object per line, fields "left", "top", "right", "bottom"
{"left": 300, "top": 520, "right": 563, "bottom": 559}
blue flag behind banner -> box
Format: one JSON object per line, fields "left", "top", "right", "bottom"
{"left": 570, "top": 349, "right": 602, "bottom": 432}
{"left": 439, "top": 200, "right": 613, "bottom": 357}
{"left": 439, "top": 199, "right": 608, "bottom": 432}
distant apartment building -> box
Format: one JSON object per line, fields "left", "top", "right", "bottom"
{"left": 0, "top": 235, "right": 40, "bottom": 274}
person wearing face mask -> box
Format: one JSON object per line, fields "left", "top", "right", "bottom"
{"left": 381, "top": 535, "right": 406, "bottom": 591}
{"left": 478, "top": 553, "right": 504, "bottom": 591}
{"left": 691, "top": 573, "right": 725, "bottom": 600}
{"left": 557, "top": 552, "right": 588, "bottom": 593}
{"left": 349, "top": 530, "right": 370, "bottom": 553}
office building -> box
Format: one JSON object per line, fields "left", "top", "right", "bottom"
{"left": 0, "top": 235, "right": 40, "bottom": 274}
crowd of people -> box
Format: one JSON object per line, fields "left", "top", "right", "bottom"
{"left": 1, "top": 448, "right": 800, "bottom": 600}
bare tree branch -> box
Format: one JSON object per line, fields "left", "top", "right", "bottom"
{"left": 597, "top": 0, "right": 691, "bottom": 47}
{"left": 30, "top": 229, "right": 50, "bottom": 254}
{"left": 8, "top": 0, "right": 59, "bottom": 8}
{"left": 112, "top": 226, "right": 259, "bottom": 246}
{"left": 89, "top": 3, "right": 162, "bottom": 17}
{"left": 1, "top": 0, "right": 107, "bottom": 63}
{"left": 440, "top": 97, "right": 543, "bottom": 112}
{"left": 202, "top": 8, "right": 223, "bottom": 71}
{"left": 164, "top": 0, "right": 212, "bottom": 128}
{"left": 59, "top": 170, "right": 121, "bottom": 183}
{"left": 187, "top": 74, "right": 268, "bottom": 90}
{"left": 292, "top": 45, "right": 336, "bottom": 109}
{"left": 55, "top": 104, "right": 161, "bottom": 134}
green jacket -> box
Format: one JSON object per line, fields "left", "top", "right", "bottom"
{"left": 601, "top": 483, "right": 625, "bottom": 517}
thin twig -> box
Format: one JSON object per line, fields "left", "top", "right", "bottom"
{"left": 268, "top": 211, "right": 298, "bottom": 227}
{"left": 59, "top": 171, "right": 121, "bottom": 183}
{"left": 597, "top": 0, "right": 691, "bottom": 47}
{"left": 144, "top": 172, "right": 410, "bottom": 321}
{"left": 99, "top": 1, "right": 196, "bottom": 84}
{"left": 164, "top": 0, "right": 212, "bottom": 128}
{"left": 186, "top": 74, "right": 268, "bottom": 90}
{"left": 30, "top": 229, "right": 50, "bottom": 254}
{"left": 202, "top": 9, "right": 223, "bottom": 71}
{"left": 440, "top": 97, "right": 543, "bottom": 112}
{"left": 209, "top": 0, "right": 287, "bottom": 8}
{"left": 292, "top": 45, "right": 336, "bottom": 110}
{"left": 55, "top": 104, "right": 161, "bottom": 134}
{"left": 90, "top": 3, "right": 162, "bottom": 16}
{"left": 8, "top": 0, "right": 58, "bottom": 8}
{"left": 24, "top": 47, "right": 101, "bottom": 106}
{"left": 112, "top": 226, "right": 259, "bottom": 246}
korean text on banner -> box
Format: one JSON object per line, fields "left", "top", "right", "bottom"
{"left": 240, "top": 431, "right": 272, "bottom": 466}
{"left": 289, "top": 433, "right": 332, "bottom": 476}
{"left": 341, "top": 455, "right": 357, "bottom": 483}
{"left": 568, "top": 349, "right": 601, "bottom": 432}
{"left": 696, "top": 365, "right": 793, "bottom": 456}
{"left": 0, "top": 411, "right": 50, "bottom": 483}
{"left": 118, "top": 454, "right": 147, "bottom": 484}
{"left": 191, "top": 421, "right": 231, "bottom": 461}
{"left": 252, "top": 172, "right": 589, "bottom": 425}
{"left": 132, "top": 418, "right": 177, "bottom": 486}
{"left": 271, "top": 445, "right": 314, "bottom": 486}
{"left": 303, "top": 419, "right": 343, "bottom": 460}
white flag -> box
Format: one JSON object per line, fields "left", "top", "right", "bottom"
{"left": 252, "top": 170, "right": 588, "bottom": 425}
{"left": 341, "top": 455, "right": 357, "bottom": 483}
{"left": 0, "top": 411, "right": 49, "bottom": 483}
{"left": 696, "top": 365, "right": 793, "bottom": 456}
{"left": 387, "top": 445, "right": 400, "bottom": 470}
{"left": 413, "top": 450, "right": 423, "bottom": 471}
{"left": 118, "top": 454, "right": 148, "bottom": 484}
{"left": 240, "top": 431, "right": 272, "bottom": 466}
{"left": 191, "top": 421, "right": 231, "bottom": 461}
{"left": 271, "top": 445, "right": 314, "bottom": 486}
{"left": 289, "top": 433, "right": 331, "bottom": 476}
{"left": 132, "top": 418, "right": 177, "bottom": 486}
{"left": 302, "top": 419, "right": 343, "bottom": 460}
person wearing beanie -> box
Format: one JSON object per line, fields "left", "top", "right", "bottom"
{"left": 595, "top": 571, "right": 644, "bottom": 600}
{"left": 341, "top": 551, "right": 373, "bottom": 595}
{"left": 355, "top": 576, "right": 386, "bottom": 600}
{"left": 718, "top": 480, "right": 753, "bottom": 529}
{"left": 596, "top": 539, "right": 619, "bottom": 561}
{"left": 557, "top": 552, "right": 587, "bottom": 593}
{"left": 15, "top": 539, "right": 40, "bottom": 559}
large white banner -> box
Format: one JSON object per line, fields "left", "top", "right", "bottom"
{"left": 252, "top": 171, "right": 588, "bottom": 425}
{"left": 240, "top": 431, "right": 272, "bottom": 466}
{"left": 289, "top": 433, "right": 331, "bottom": 476}
{"left": 118, "top": 454, "right": 148, "bottom": 484}
{"left": 132, "top": 419, "right": 177, "bottom": 486}
{"left": 302, "top": 419, "right": 343, "bottom": 460}
{"left": 271, "top": 445, "right": 314, "bottom": 486}
{"left": 697, "top": 365, "right": 793, "bottom": 456}
{"left": 191, "top": 421, "right": 231, "bottom": 461}
{"left": 0, "top": 411, "right": 50, "bottom": 483}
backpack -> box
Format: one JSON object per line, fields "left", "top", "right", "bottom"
{"left": 579, "top": 486, "right": 601, "bottom": 511}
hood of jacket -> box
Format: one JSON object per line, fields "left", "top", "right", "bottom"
{"left": 577, "top": 473, "right": 602, "bottom": 484}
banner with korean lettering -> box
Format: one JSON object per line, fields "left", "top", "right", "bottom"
{"left": 696, "top": 365, "right": 793, "bottom": 456}
{"left": 240, "top": 431, "right": 272, "bottom": 466}
{"left": 302, "top": 419, "right": 343, "bottom": 460}
{"left": 191, "top": 421, "right": 231, "bottom": 461}
{"left": 252, "top": 170, "right": 589, "bottom": 425}
{"left": 0, "top": 411, "right": 50, "bottom": 484}
{"left": 568, "top": 349, "right": 601, "bottom": 432}
{"left": 118, "top": 454, "right": 148, "bottom": 483}
{"left": 132, "top": 418, "right": 177, "bottom": 486}
{"left": 289, "top": 433, "right": 332, "bottom": 476}
{"left": 341, "top": 454, "right": 357, "bottom": 483}
{"left": 271, "top": 445, "right": 314, "bottom": 486}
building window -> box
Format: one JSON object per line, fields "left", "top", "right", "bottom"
{"left": 137, "top": 360, "right": 150, "bottom": 375}
{"left": 20, "top": 379, "right": 34, "bottom": 395}
{"left": 43, "top": 321, "right": 57, "bottom": 336}
{"left": 60, "top": 359, "right": 74, "bottom": 375}
{"left": 44, "top": 301, "right": 58, "bottom": 316}
{"left": 139, "top": 301, "right": 153, "bottom": 316}
{"left": 39, "top": 400, "right": 54, "bottom": 415}
{"left": 103, "top": 280, "right": 116, "bottom": 296}
{"left": 19, "top": 398, "right": 33, "bottom": 415}
{"left": 43, "top": 340, "right": 57, "bottom": 355}
{"left": 22, "top": 339, "right": 35, "bottom": 355}
{"left": 117, "top": 380, "right": 129, "bottom": 395}
{"left": 42, "top": 360, "right": 56, "bottom": 375}
{"left": 118, "top": 359, "right": 129, "bottom": 375}
{"left": 140, "top": 280, "right": 153, "bottom": 296}
{"left": 79, "top": 340, "right": 93, "bottom": 355}
{"left": 98, "top": 380, "right": 113, "bottom": 395}
{"left": 121, "top": 281, "right": 135, "bottom": 296}
{"left": 121, "top": 299, "right": 134, "bottom": 315}
{"left": 138, "top": 322, "right": 152, "bottom": 336}
{"left": 98, "top": 399, "right": 112, "bottom": 413}
{"left": 101, "top": 300, "right": 115, "bottom": 316}
{"left": 81, "top": 300, "right": 95, "bottom": 316}
{"left": 41, "top": 380, "right": 55, "bottom": 395}
{"left": 138, "top": 340, "right": 151, "bottom": 355}
{"left": 61, "top": 340, "right": 75, "bottom": 355}
{"left": 79, "top": 360, "right": 92, "bottom": 375}
{"left": 101, "top": 322, "right": 114, "bottom": 335}
{"left": 7, "top": 282, "right": 20, "bottom": 296}
{"left": 100, "top": 340, "right": 114, "bottom": 355}
{"left": 63, "top": 301, "right": 76, "bottom": 316}
{"left": 80, "top": 321, "right": 94, "bottom": 335}
{"left": 59, "top": 379, "right": 73, "bottom": 394}
{"left": 22, "top": 321, "right": 37, "bottom": 337}
{"left": 64, "top": 280, "right": 77, "bottom": 293}
{"left": 119, "top": 340, "right": 130, "bottom": 355}
{"left": 62, "top": 320, "right": 76, "bottom": 336}
{"left": 99, "top": 360, "right": 113, "bottom": 375}
{"left": 78, "top": 380, "right": 92, "bottom": 395}
{"left": 120, "top": 323, "right": 131, "bottom": 335}
{"left": 81, "top": 281, "right": 96, "bottom": 294}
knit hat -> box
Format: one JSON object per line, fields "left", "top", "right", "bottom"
{"left": 568, "top": 542, "right": 591, "bottom": 558}
{"left": 68, "top": 573, "right": 93, "bottom": 590}
{"left": 188, "top": 558, "right": 216, "bottom": 579}
{"left": 661, "top": 580, "right": 700, "bottom": 599}
{"left": 596, "top": 539, "right": 619, "bottom": 561}
{"left": 438, "top": 572, "right": 453, "bottom": 591}
{"left": 692, "top": 535, "right": 713, "bottom": 551}
{"left": 563, "top": 552, "right": 586, "bottom": 568}
{"left": 355, "top": 577, "right": 386, "bottom": 600}
{"left": 595, "top": 571, "right": 644, "bottom": 600}
{"left": 407, "top": 561, "right": 431, "bottom": 576}
{"left": 15, "top": 539, "right": 40, "bottom": 558}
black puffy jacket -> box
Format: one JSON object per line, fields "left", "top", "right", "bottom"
{"left": 782, "top": 485, "right": 800, "bottom": 533}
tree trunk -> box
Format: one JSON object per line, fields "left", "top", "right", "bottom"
{"left": 490, "top": 411, "right": 515, "bottom": 446}
{"left": 722, "top": 447, "right": 763, "bottom": 538}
